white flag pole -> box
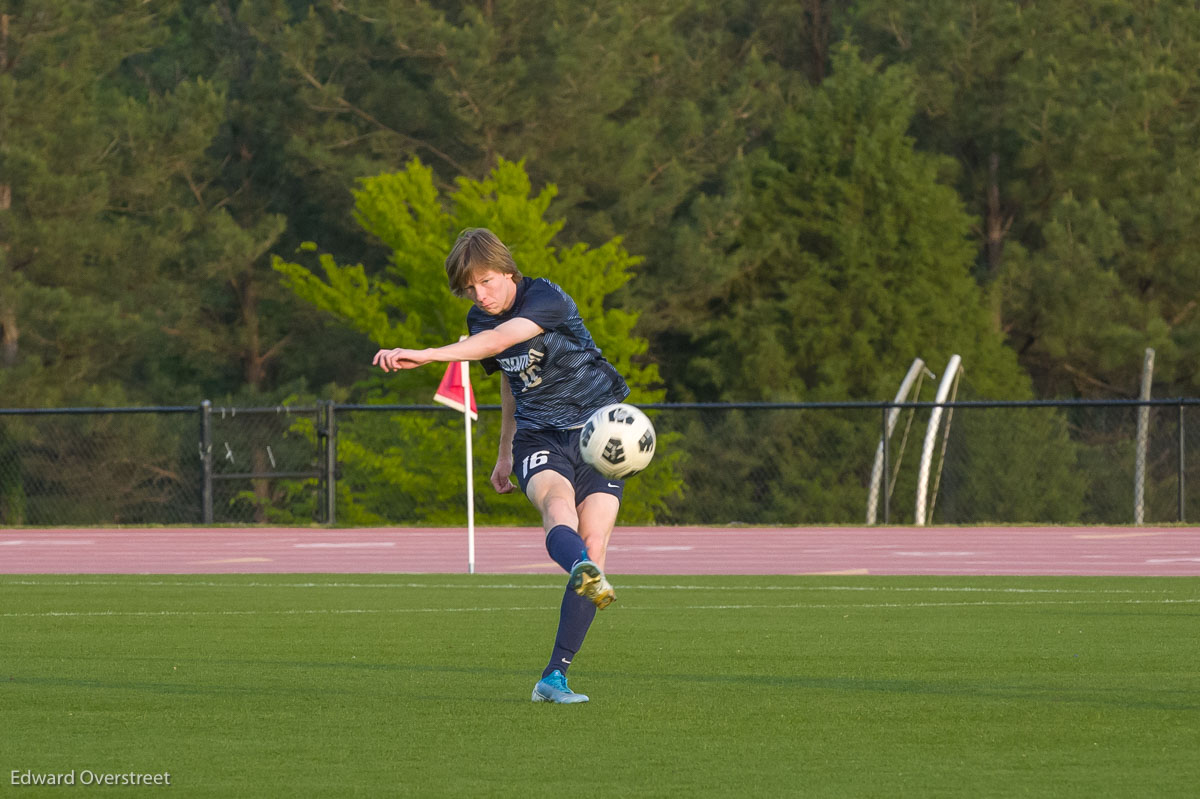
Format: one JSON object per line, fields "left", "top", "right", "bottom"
{"left": 461, "top": 357, "right": 475, "bottom": 574}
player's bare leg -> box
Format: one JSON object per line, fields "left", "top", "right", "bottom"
{"left": 568, "top": 491, "right": 618, "bottom": 608}
{"left": 577, "top": 491, "right": 618, "bottom": 571}
{"left": 527, "top": 471, "right": 615, "bottom": 609}
{"left": 525, "top": 470, "right": 580, "bottom": 532}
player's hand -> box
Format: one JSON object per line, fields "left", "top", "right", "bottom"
{"left": 372, "top": 348, "right": 429, "bottom": 372}
{"left": 490, "top": 459, "right": 516, "bottom": 494}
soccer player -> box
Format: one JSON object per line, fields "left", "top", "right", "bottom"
{"left": 372, "top": 228, "right": 630, "bottom": 704}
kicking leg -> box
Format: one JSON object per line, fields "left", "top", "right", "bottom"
{"left": 577, "top": 491, "right": 619, "bottom": 571}
{"left": 559, "top": 491, "right": 619, "bottom": 610}
{"left": 525, "top": 470, "right": 615, "bottom": 608}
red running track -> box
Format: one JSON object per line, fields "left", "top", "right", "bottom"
{"left": 1, "top": 526, "right": 1198, "bottom": 576}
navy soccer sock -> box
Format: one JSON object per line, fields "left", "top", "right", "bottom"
{"left": 542, "top": 587, "right": 597, "bottom": 678}
{"left": 545, "top": 524, "right": 589, "bottom": 573}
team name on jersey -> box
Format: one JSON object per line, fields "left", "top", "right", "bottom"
{"left": 498, "top": 348, "right": 545, "bottom": 391}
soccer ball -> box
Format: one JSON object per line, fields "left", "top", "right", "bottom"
{"left": 579, "top": 403, "right": 656, "bottom": 479}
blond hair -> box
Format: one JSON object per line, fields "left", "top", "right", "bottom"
{"left": 444, "top": 228, "right": 523, "bottom": 297}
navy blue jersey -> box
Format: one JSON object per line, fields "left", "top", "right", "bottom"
{"left": 468, "top": 277, "right": 629, "bottom": 430}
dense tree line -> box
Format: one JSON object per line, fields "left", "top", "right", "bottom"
{"left": 3, "top": 1, "right": 1199, "bottom": 524}
{"left": 6, "top": 1, "right": 1200, "bottom": 407}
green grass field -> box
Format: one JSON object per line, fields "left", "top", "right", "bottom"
{"left": 3, "top": 574, "right": 1198, "bottom": 797}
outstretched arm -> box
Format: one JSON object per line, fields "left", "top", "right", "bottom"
{"left": 372, "top": 317, "right": 541, "bottom": 372}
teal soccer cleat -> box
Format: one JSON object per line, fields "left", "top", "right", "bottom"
{"left": 568, "top": 560, "right": 616, "bottom": 610}
{"left": 531, "top": 670, "right": 589, "bottom": 704}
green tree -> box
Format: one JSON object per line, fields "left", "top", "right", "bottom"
{"left": 126, "top": 1, "right": 377, "bottom": 403}
{"left": 237, "top": 1, "right": 807, "bottom": 351}
{"left": 845, "top": 1, "right": 1200, "bottom": 519}
{"left": 0, "top": 1, "right": 226, "bottom": 524}
{"left": 668, "top": 46, "right": 1022, "bottom": 401}
{"left": 0, "top": 0, "right": 224, "bottom": 405}
{"left": 147, "top": 1, "right": 849, "bottom": 413}
{"left": 998, "top": 2, "right": 1200, "bottom": 397}
{"left": 654, "top": 46, "right": 1081, "bottom": 523}
{"left": 274, "top": 158, "right": 680, "bottom": 525}
{"left": 851, "top": 0, "right": 1200, "bottom": 398}
{"left": 848, "top": 0, "right": 1028, "bottom": 285}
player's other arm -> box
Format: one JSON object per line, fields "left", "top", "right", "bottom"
{"left": 372, "top": 318, "right": 541, "bottom": 372}
{"left": 491, "top": 379, "right": 517, "bottom": 494}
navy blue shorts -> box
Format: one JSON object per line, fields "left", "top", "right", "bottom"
{"left": 512, "top": 428, "right": 625, "bottom": 501}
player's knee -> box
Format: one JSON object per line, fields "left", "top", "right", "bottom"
{"left": 529, "top": 486, "right": 577, "bottom": 527}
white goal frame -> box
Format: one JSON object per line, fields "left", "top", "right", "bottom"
{"left": 915, "top": 354, "right": 963, "bottom": 526}
{"left": 866, "top": 358, "right": 932, "bottom": 524}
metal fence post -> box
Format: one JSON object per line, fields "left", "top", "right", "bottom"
{"left": 1134, "top": 349, "right": 1154, "bottom": 524}
{"left": 200, "top": 400, "right": 213, "bottom": 524}
{"left": 1179, "top": 401, "right": 1186, "bottom": 523}
{"left": 881, "top": 405, "right": 890, "bottom": 524}
{"left": 324, "top": 401, "right": 337, "bottom": 526}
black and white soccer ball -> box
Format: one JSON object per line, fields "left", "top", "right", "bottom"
{"left": 579, "top": 403, "right": 656, "bottom": 479}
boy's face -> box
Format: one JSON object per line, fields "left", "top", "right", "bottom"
{"left": 463, "top": 268, "right": 518, "bottom": 316}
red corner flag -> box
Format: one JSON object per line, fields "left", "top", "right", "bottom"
{"left": 433, "top": 362, "right": 477, "bottom": 420}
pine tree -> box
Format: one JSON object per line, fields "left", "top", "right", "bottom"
{"left": 656, "top": 46, "right": 1082, "bottom": 522}
{"left": 0, "top": 0, "right": 223, "bottom": 404}
{"left": 851, "top": 0, "right": 1200, "bottom": 397}
{"left": 0, "top": 1, "right": 229, "bottom": 524}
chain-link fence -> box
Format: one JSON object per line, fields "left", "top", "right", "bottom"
{"left": 3, "top": 399, "right": 1199, "bottom": 527}
{"left": 198, "top": 402, "right": 331, "bottom": 525}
